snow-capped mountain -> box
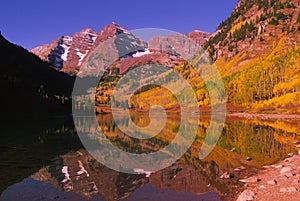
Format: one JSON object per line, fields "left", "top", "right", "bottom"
{"left": 31, "top": 36, "right": 72, "bottom": 67}
{"left": 31, "top": 23, "right": 145, "bottom": 75}
{"left": 31, "top": 27, "right": 97, "bottom": 73}
{"left": 31, "top": 22, "right": 211, "bottom": 76}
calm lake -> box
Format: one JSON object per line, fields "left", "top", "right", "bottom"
{"left": 0, "top": 114, "right": 299, "bottom": 201}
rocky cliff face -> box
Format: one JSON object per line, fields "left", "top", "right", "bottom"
{"left": 63, "top": 28, "right": 97, "bottom": 73}
{"left": 31, "top": 28, "right": 97, "bottom": 74}
{"left": 31, "top": 36, "right": 72, "bottom": 69}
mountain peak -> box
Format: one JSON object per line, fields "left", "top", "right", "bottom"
{"left": 99, "top": 22, "right": 129, "bottom": 35}
{"left": 78, "top": 27, "right": 96, "bottom": 34}
{"left": 186, "top": 30, "right": 211, "bottom": 46}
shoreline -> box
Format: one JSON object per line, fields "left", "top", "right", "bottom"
{"left": 227, "top": 113, "right": 300, "bottom": 120}
{"left": 235, "top": 144, "right": 300, "bottom": 201}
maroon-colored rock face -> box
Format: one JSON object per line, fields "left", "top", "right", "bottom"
{"left": 108, "top": 49, "right": 184, "bottom": 76}
{"left": 63, "top": 28, "right": 97, "bottom": 72}
{"left": 31, "top": 27, "right": 97, "bottom": 74}
{"left": 92, "top": 22, "right": 129, "bottom": 48}
{"left": 186, "top": 30, "right": 211, "bottom": 46}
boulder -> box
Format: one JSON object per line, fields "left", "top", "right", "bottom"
{"left": 280, "top": 167, "right": 295, "bottom": 177}
{"left": 236, "top": 190, "right": 255, "bottom": 201}
{"left": 267, "top": 180, "right": 277, "bottom": 185}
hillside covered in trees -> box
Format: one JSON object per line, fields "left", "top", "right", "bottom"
{"left": 100, "top": 0, "right": 300, "bottom": 114}
{"left": 208, "top": 0, "right": 300, "bottom": 114}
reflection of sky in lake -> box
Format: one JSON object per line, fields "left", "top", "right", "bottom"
{"left": 0, "top": 178, "right": 106, "bottom": 201}
{"left": 0, "top": 179, "right": 221, "bottom": 201}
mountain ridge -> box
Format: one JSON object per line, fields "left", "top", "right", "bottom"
{"left": 30, "top": 22, "right": 211, "bottom": 75}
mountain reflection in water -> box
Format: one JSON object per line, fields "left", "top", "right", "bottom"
{"left": 0, "top": 114, "right": 299, "bottom": 201}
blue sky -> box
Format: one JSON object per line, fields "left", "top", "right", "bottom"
{"left": 0, "top": 0, "right": 237, "bottom": 50}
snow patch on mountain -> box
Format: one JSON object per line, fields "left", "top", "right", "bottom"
{"left": 133, "top": 168, "right": 152, "bottom": 177}
{"left": 61, "top": 45, "right": 70, "bottom": 61}
{"left": 77, "top": 50, "right": 88, "bottom": 66}
{"left": 132, "top": 49, "right": 153, "bottom": 58}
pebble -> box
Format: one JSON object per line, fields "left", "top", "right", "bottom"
{"left": 275, "top": 165, "right": 284, "bottom": 169}
{"left": 288, "top": 153, "right": 294, "bottom": 157}
{"left": 259, "top": 185, "right": 266, "bottom": 189}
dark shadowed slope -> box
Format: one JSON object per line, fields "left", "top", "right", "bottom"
{"left": 0, "top": 33, "right": 75, "bottom": 118}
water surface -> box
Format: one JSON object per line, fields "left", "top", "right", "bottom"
{"left": 0, "top": 114, "right": 299, "bottom": 201}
